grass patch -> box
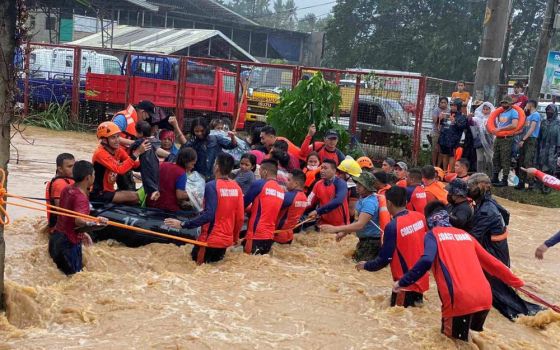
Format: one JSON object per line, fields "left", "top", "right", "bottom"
{"left": 24, "top": 102, "right": 90, "bottom": 132}
{"left": 492, "top": 186, "right": 560, "bottom": 208}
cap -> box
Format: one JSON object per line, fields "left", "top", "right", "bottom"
{"left": 384, "top": 157, "right": 396, "bottom": 167}
{"left": 352, "top": 172, "right": 376, "bottom": 192}
{"left": 396, "top": 161, "right": 408, "bottom": 172}
{"left": 446, "top": 179, "right": 468, "bottom": 197}
{"left": 325, "top": 130, "right": 339, "bottom": 139}
{"left": 137, "top": 100, "right": 156, "bottom": 116}
{"left": 500, "top": 95, "right": 513, "bottom": 104}
{"left": 472, "top": 100, "right": 483, "bottom": 107}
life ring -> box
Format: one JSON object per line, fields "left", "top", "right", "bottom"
{"left": 486, "top": 105, "right": 526, "bottom": 137}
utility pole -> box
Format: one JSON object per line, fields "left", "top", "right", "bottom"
{"left": 527, "top": 0, "right": 557, "bottom": 100}
{"left": 473, "top": 0, "right": 513, "bottom": 104}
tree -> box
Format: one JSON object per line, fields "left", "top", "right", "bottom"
{"left": 0, "top": 0, "right": 17, "bottom": 310}
{"left": 323, "top": 0, "right": 502, "bottom": 80}
{"left": 266, "top": 72, "right": 349, "bottom": 150}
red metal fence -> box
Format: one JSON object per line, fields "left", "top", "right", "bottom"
{"left": 17, "top": 42, "right": 510, "bottom": 165}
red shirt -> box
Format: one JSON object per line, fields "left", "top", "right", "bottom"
{"left": 406, "top": 185, "right": 427, "bottom": 215}
{"left": 275, "top": 190, "right": 308, "bottom": 243}
{"left": 536, "top": 170, "right": 560, "bottom": 190}
{"left": 151, "top": 162, "right": 187, "bottom": 212}
{"left": 431, "top": 227, "right": 523, "bottom": 317}
{"left": 54, "top": 186, "right": 91, "bottom": 244}
{"left": 299, "top": 135, "right": 345, "bottom": 164}
{"left": 308, "top": 177, "right": 349, "bottom": 226}
{"left": 245, "top": 179, "right": 285, "bottom": 241}
{"left": 197, "top": 179, "right": 244, "bottom": 248}
{"left": 391, "top": 212, "right": 428, "bottom": 293}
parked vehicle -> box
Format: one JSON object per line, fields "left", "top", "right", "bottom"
{"left": 86, "top": 54, "right": 246, "bottom": 130}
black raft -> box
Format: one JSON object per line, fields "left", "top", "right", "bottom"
{"left": 88, "top": 203, "right": 198, "bottom": 247}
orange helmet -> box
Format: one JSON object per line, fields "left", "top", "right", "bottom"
{"left": 434, "top": 167, "right": 445, "bottom": 180}
{"left": 97, "top": 121, "right": 121, "bottom": 139}
{"left": 357, "top": 156, "right": 373, "bottom": 169}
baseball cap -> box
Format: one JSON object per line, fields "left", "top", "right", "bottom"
{"left": 446, "top": 179, "right": 468, "bottom": 197}
{"left": 137, "top": 100, "right": 156, "bottom": 117}
{"left": 500, "top": 95, "right": 513, "bottom": 104}
{"left": 325, "top": 130, "right": 339, "bottom": 139}
{"left": 396, "top": 161, "right": 408, "bottom": 172}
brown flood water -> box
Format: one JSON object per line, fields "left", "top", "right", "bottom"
{"left": 0, "top": 126, "right": 559, "bottom": 349}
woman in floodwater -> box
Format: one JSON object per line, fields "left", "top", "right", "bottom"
{"left": 467, "top": 173, "right": 542, "bottom": 320}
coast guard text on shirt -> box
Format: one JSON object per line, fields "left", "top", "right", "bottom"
{"left": 400, "top": 220, "right": 425, "bottom": 237}
{"left": 436, "top": 231, "right": 472, "bottom": 242}
{"left": 265, "top": 188, "right": 285, "bottom": 200}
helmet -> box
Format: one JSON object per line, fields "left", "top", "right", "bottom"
{"left": 97, "top": 121, "right": 121, "bottom": 139}
{"left": 357, "top": 156, "right": 373, "bottom": 169}
{"left": 337, "top": 156, "right": 362, "bottom": 177}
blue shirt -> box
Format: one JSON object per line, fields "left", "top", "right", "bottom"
{"left": 497, "top": 108, "right": 519, "bottom": 129}
{"left": 113, "top": 114, "right": 127, "bottom": 132}
{"left": 355, "top": 195, "right": 380, "bottom": 238}
{"left": 526, "top": 111, "right": 541, "bottom": 138}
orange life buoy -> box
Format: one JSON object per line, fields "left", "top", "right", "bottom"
{"left": 486, "top": 105, "right": 526, "bottom": 137}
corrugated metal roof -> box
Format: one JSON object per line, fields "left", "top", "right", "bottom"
{"left": 69, "top": 25, "right": 258, "bottom": 62}
{"left": 125, "top": 0, "right": 159, "bottom": 11}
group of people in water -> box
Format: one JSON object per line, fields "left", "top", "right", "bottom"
{"left": 44, "top": 98, "right": 560, "bottom": 342}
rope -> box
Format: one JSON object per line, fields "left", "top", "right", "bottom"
{"left": 517, "top": 287, "right": 560, "bottom": 313}
{"left": 0, "top": 169, "right": 206, "bottom": 247}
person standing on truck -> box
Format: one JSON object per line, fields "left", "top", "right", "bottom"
{"left": 299, "top": 124, "right": 345, "bottom": 165}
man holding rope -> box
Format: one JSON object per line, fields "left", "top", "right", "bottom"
{"left": 49, "top": 161, "right": 108, "bottom": 275}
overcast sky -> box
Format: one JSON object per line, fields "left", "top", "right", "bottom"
{"left": 294, "top": 0, "right": 335, "bottom": 18}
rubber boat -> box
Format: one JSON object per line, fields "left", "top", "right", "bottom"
{"left": 89, "top": 203, "right": 199, "bottom": 247}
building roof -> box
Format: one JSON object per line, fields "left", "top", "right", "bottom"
{"left": 150, "top": 0, "right": 259, "bottom": 26}
{"left": 124, "top": 0, "right": 159, "bottom": 11}
{"left": 70, "top": 25, "right": 258, "bottom": 62}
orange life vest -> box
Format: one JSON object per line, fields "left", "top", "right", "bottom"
{"left": 112, "top": 104, "right": 138, "bottom": 140}
{"left": 375, "top": 193, "right": 391, "bottom": 242}
{"left": 45, "top": 176, "right": 74, "bottom": 229}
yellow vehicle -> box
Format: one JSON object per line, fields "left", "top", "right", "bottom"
{"left": 246, "top": 88, "right": 280, "bottom": 123}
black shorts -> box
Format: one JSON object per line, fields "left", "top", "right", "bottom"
{"left": 390, "top": 291, "right": 423, "bottom": 308}
{"left": 439, "top": 144, "right": 455, "bottom": 156}
{"left": 191, "top": 246, "right": 227, "bottom": 264}
{"left": 441, "top": 310, "right": 490, "bottom": 341}
{"left": 90, "top": 190, "right": 116, "bottom": 203}
{"left": 48, "top": 232, "right": 83, "bottom": 275}
{"left": 242, "top": 239, "right": 273, "bottom": 255}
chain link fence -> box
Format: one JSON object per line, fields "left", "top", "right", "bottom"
{"left": 20, "top": 42, "right": 495, "bottom": 165}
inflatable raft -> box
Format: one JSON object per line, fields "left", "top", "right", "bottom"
{"left": 89, "top": 203, "right": 199, "bottom": 247}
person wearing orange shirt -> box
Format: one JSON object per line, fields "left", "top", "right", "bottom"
{"left": 422, "top": 165, "right": 448, "bottom": 205}
{"left": 373, "top": 172, "right": 391, "bottom": 196}
{"left": 91, "top": 122, "right": 149, "bottom": 204}
{"left": 45, "top": 153, "right": 75, "bottom": 230}
{"left": 395, "top": 162, "right": 408, "bottom": 187}
{"left": 451, "top": 81, "right": 470, "bottom": 114}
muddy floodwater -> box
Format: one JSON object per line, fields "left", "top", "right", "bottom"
{"left": 0, "top": 126, "right": 559, "bottom": 349}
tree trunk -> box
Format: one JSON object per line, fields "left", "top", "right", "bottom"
{"left": 0, "top": 0, "right": 17, "bottom": 310}
{"left": 527, "top": 0, "right": 557, "bottom": 99}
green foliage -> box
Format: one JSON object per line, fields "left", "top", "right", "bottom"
{"left": 24, "top": 102, "right": 84, "bottom": 131}
{"left": 266, "top": 72, "right": 349, "bottom": 151}
{"left": 492, "top": 186, "right": 560, "bottom": 209}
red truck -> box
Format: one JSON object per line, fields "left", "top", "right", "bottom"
{"left": 85, "top": 55, "right": 247, "bottom": 130}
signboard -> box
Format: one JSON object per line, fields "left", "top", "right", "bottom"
{"left": 541, "top": 51, "right": 560, "bottom": 96}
